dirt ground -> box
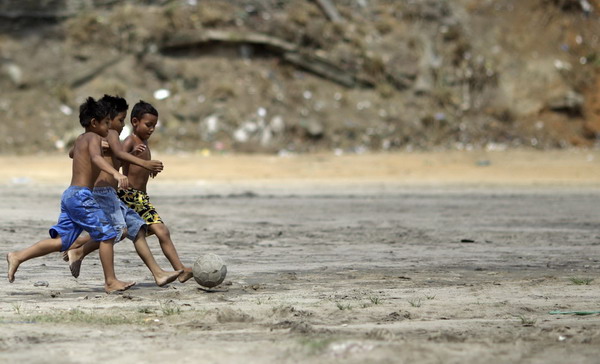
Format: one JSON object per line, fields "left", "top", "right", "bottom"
{"left": 2, "top": 151, "right": 600, "bottom": 363}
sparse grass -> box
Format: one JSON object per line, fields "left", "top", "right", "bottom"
{"left": 138, "top": 307, "right": 154, "bottom": 314}
{"left": 298, "top": 337, "right": 334, "bottom": 355}
{"left": 425, "top": 295, "right": 436, "bottom": 300}
{"left": 29, "top": 309, "right": 144, "bottom": 325}
{"left": 369, "top": 296, "right": 382, "bottom": 305}
{"left": 336, "top": 302, "right": 352, "bottom": 310}
{"left": 517, "top": 315, "right": 537, "bottom": 327}
{"left": 160, "top": 301, "right": 182, "bottom": 316}
{"left": 408, "top": 298, "right": 422, "bottom": 307}
{"left": 569, "top": 277, "right": 594, "bottom": 285}
{"left": 11, "top": 302, "right": 22, "bottom": 314}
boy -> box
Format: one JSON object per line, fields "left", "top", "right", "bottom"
{"left": 118, "top": 100, "right": 193, "bottom": 283}
{"left": 7, "top": 97, "right": 135, "bottom": 293}
{"left": 64, "top": 95, "right": 182, "bottom": 287}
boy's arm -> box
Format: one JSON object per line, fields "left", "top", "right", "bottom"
{"left": 121, "top": 136, "right": 135, "bottom": 153}
{"left": 106, "top": 131, "right": 163, "bottom": 173}
{"left": 131, "top": 143, "right": 147, "bottom": 156}
{"left": 88, "top": 135, "right": 129, "bottom": 189}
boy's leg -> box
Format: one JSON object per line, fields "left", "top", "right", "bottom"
{"left": 98, "top": 238, "right": 136, "bottom": 293}
{"left": 148, "top": 223, "right": 193, "bottom": 283}
{"left": 62, "top": 233, "right": 91, "bottom": 261}
{"left": 131, "top": 230, "right": 182, "bottom": 286}
{"left": 65, "top": 239, "right": 101, "bottom": 278}
{"left": 7, "top": 237, "right": 63, "bottom": 282}
{"left": 119, "top": 188, "right": 192, "bottom": 283}
{"left": 69, "top": 233, "right": 93, "bottom": 251}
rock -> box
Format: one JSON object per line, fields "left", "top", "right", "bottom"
{"left": 302, "top": 119, "right": 324, "bottom": 138}
{"left": 1, "top": 61, "right": 24, "bottom": 87}
{"left": 547, "top": 90, "right": 584, "bottom": 115}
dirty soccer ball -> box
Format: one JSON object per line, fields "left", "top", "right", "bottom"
{"left": 193, "top": 253, "right": 227, "bottom": 288}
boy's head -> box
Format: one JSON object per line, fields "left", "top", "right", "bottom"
{"left": 130, "top": 100, "right": 159, "bottom": 140}
{"left": 100, "top": 94, "right": 129, "bottom": 134}
{"left": 79, "top": 97, "right": 110, "bottom": 137}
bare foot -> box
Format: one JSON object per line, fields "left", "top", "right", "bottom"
{"left": 69, "top": 258, "right": 82, "bottom": 278}
{"left": 155, "top": 270, "right": 183, "bottom": 287}
{"left": 178, "top": 268, "right": 194, "bottom": 283}
{"left": 67, "top": 249, "right": 83, "bottom": 278}
{"left": 105, "top": 280, "right": 136, "bottom": 294}
{"left": 7, "top": 252, "right": 20, "bottom": 283}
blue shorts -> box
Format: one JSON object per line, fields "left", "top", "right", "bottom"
{"left": 93, "top": 187, "right": 146, "bottom": 242}
{"left": 49, "top": 186, "right": 117, "bottom": 251}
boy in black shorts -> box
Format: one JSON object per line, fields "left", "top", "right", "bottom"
{"left": 118, "top": 100, "right": 193, "bottom": 283}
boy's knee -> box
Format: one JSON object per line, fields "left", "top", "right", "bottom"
{"left": 151, "top": 223, "right": 170, "bottom": 236}
{"left": 135, "top": 228, "right": 145, "bottom": 239}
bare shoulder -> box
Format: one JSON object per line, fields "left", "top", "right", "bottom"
{"left": 72, "top": 133, "right": 97, "bottom": 160}
{"left": 107, "top": 129, "right": 120, "bottom": 142}
{"left": 121, "top": 134, "right": 135, "bottom": 150}
{"left": 74, "top": 132, "right": 89, "bottom": 146}
{"left": 79, "top": 132, "right": 100, "bottom": 143}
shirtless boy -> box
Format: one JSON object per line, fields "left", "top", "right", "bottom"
{"left": 64, "top": 95, "right": 182, "bottom": 287}
{"left": 118, "top": 100, "right": 193, "bottom": 283}
{"left": 7, "top": 97, "right": 135, "bottom": 293}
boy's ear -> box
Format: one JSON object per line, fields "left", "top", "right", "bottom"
{"left": 131, "top": 117, "right": 139, "bottom": 126}
{"left": 90, "top": 118, "right": 98, "bottom": 128}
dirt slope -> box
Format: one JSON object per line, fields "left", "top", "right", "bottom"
{"left": 0, "top": 0, "right": 599, "bottom": 154}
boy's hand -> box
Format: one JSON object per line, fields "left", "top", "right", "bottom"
{"left": 132, "top": 144, "right": 146, "bottom": 155}
{"left": 101, "top": 139, "right": 110, "bottom": 151}
{"left": 144, "top": 160, "right": 164, "bottom": 173}
{"left": 113, "top": 172, "right": 129, "bottom": 190}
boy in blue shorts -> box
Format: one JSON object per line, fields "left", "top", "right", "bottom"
{"left": 63, "top": 95, "right": 182, "bottom": 287}
{"left": 7, "top": 97, "right": 135, "bottom": 293}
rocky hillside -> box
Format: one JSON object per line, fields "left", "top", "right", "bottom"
{"left": 0, "top": 0, "right": 599, "bottom": 154}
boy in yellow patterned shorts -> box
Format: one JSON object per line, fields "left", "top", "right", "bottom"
{"left": 118, "top": 100, "right": 193, "bottom": 283}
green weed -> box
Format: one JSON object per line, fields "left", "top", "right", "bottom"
{"left": 160, "top": 301, "right": 182, "bottom": 316}
{"left": 569, "top": 277, "right": 593, "bottom": 285}
{"left": 369, "top": 296, "right": 382, "bottom": 305}
{"left": 298, "top": 337, "right": 334, "bottom": 355}
{"left": 11, "top": 302, "right": 22, "bottom": 315}
{"left": 336, "top": 302, "right": 352, "bottom": 310}
{"left": 408, "top": 298, "right": 422, "bottom": 307}
{"left": 30, "top": 309, "right": 143, "bottom": 325}
{"left": 517, "top": 315, "right": 536, "bottom": 327}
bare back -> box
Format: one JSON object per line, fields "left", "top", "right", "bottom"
{"left": 94, "top": 130, "right": 121, "bottom": 189}
{"left": 70, "top": 132, "right": 104, "bottom": 188}
{"left": 122, "top": 134, "right": 151, "bottom": 191}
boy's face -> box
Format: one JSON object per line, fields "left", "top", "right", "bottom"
{"left": 92, "top": 116, "right": 111, "bottom": 137}
{"left": 109, "top": 111, "right": 127, "bottom": 135}
{"left": 132, "top": 113, "right": 158, "bottom": 140}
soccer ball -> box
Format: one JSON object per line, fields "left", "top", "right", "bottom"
{"left": 193, "top": 253, "right": 227, "bottom": 288}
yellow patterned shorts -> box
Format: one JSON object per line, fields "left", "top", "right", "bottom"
{"left": 117, "top": 188, "right": 163, "bottom": 226}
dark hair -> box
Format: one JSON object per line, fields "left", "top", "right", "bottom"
{"left": 131, "top": 100, "right": 158, "bottom": 123}
{"left": 100, "top": 94, "right": 128, "bottom": 119}
{"left": 79, "top": 97, "right": 109, "bottom": 127}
